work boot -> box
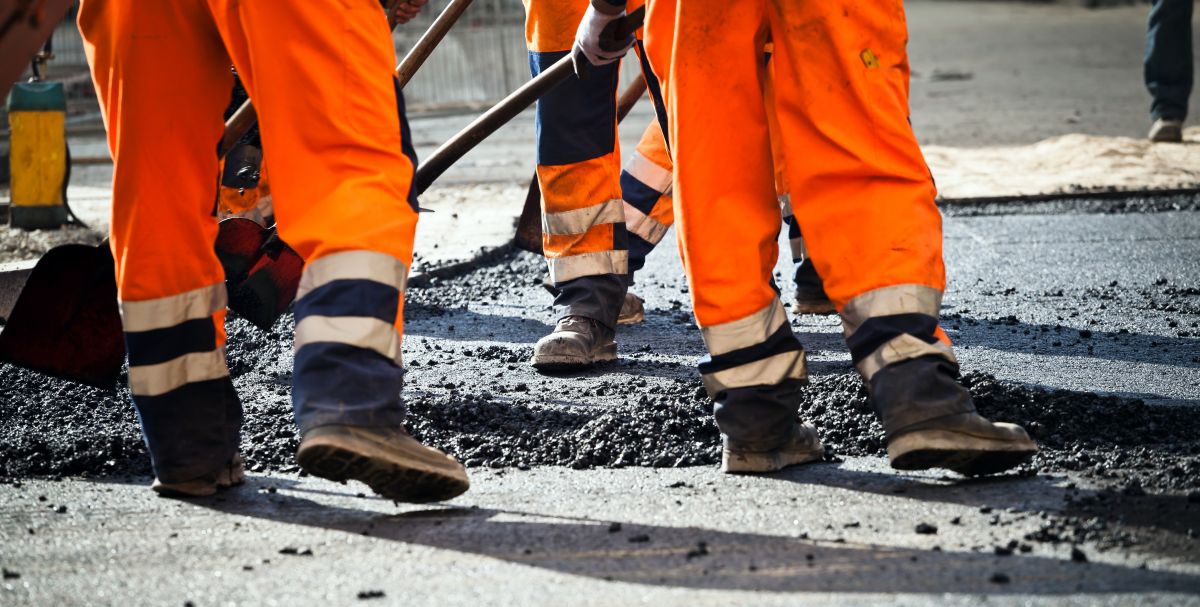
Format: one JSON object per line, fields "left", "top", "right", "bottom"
{"left": 618, "top": 291, "right": 646, "bottom": 325}
{"left": 530, "top": 316, "right": 617, "bottom": 370}
{"left": 296, "top": 425, "right": 469, "bottom": 503}
{"left": 722, "top": 417, "right": 825, "bottom": 473}
{"left": 151, "top": 453, "right": 246, "bottom": 498}
{"left": 792, "top": 259, "right": 835, "bottom": 315}
{"left": 872, "top": 355, "right": 1037, "bottom": 476}
{"left": 1149, "top": 118, "right": 1183, "bottom": 143}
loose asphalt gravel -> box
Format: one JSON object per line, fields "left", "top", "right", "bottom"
{"left": 2, "top": 197, "right": 1198, "bottom": 504}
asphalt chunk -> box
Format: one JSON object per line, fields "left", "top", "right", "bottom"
{"left": 915, "top": 523, "right": 938, "bottom": 535}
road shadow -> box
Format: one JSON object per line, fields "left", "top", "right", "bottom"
{"left": 198, "top": 487, "right": 1200, "bottom": 595}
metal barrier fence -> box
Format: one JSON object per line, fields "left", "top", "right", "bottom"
{"left": 33, "top": 0, "right": 643, "bottom": 112}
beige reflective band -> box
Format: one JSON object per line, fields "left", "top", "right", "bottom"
{"left": 297, "top": 250, "right": 408, "bottom": 302}
{"left": 856, "top": 333, "right": 957, "bottom": 382}
{"left": 542, "top": 198, "right": 624, "bottom": 236}
{"left": 699, "top": 297, "right": 787, "bottom": 357}
{"left": 547, "top": 249, "right": 628, "bottom": 283}
{"left": 119, "top": 283, "right": 227, "bottom": 333}
{"left": 623, "top": 151, "right": 673, "bottom": 194}
{"left": 702, "top": 349, "right": 808, "bottom": 396}
{"left": 128, "top": 348, "right": 229, "bottom": 397}
{"left": 294, "top": 315, "right": 403, "bottom": 367}
{"left": 779, "top": 193, "right": 793, "bottom": 219}
{"left": 840, "top": 284, "right": 943, "bottom": 338}
{"left": 623, "top": 201, "right": 670, "bottom": 245}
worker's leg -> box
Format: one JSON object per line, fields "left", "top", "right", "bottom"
{"left": 621, "top": 120, "right": 674, "bottom": 277}
{"left": 1145, "top": 0, "right": 1193, "bottom": 123}
{"left": 524, "top": 0, "right": 628, "bottom": 368}
{"left": 765, "top": 0, "right": 1036, "bottom": 475}
{"left": 648, "top": 0, "right": 820, "bottom": 473}
{"left": 763, "top": 50, "right": 831, "bottom": 314}
{"left": 206, "top": 0, "right": 467, "bottom": 501}
{"left": 78, "top": 0, "right": 243, "bottom": 489}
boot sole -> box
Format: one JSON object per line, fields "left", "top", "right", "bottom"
{"left": 617, "top": 310, "right": 645, "bottom": 325}
{"left": 889, "top": 429, "right": 1038, "bottom": 476}
{"left": 792, "top": 300, "right": 836, "bottom": 315}
{"left": 296, "top": 435, "right": 469, "bottom": 503}
{"left": 530, "top": 343, "right": 618, "bottom": 370}
{"left": 721, "top": 443, "right": 824, "bottom": 473}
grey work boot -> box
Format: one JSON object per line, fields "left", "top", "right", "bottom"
{"left": 530, "top": 316, "right": 617, "bottom": 370}
{"left": 722, "top": 418, "right": 824, "bottom": 473}
{"left": 152, "top": 453, "right": 246, "bottom": 498}
{"left": 1149, "top": 118, "right": 1184, "bottom": 143}
{"left": 872, "top": 355, "right": 1037, "bottom": 476}
{"left": 618, "top": 291, "right": 646, "bottom": 325}
{"left": 792, "top": 258, "right": 835, "bottom": 315}
{"left": 296, "top": 425, "right": 469, "bottom": 503}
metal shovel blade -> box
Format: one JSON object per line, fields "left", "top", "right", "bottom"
{"left": 0, "top": 242, "right": 126, "bottom": 388}
{"left": 214, "top": 218, "right": 305, "bottom": 332}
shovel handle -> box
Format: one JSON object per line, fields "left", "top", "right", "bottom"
{"left": 396, "top": 0, "right": 475, "bottom": 88}
{"left": 414, "top": 5, "right": 645, "bottom": 194}
{"left": 217, "top": 0, "right": 474, "bottom": 160}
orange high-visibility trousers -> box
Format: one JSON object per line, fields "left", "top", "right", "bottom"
{"left": 79, "top": 0, "right": 417, "bottom": 482}
{"left": 644, "top": 0, "right": 955, "bottom": 394}
{"left": 524, "top": 0, "right": 628, "bottom": 327}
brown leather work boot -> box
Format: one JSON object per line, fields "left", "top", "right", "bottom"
{"left": 296, "top": 425, "right": 469, "bottom": 503}
{"left": 152, "top": 453, "right": 246, "bottom": 498}
{"left": 530, "top": 315, "right": 617, "bottom": 370}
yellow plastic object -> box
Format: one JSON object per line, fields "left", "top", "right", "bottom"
{"left": 8, "top": 110, "right": 67, "bottom": 228}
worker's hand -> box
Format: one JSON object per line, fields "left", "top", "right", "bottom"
{"left": 572, "top": 0, "right": 636, "bottom": 81}
{"left": 388, "top": 0, "right": 429, "bottom": 28}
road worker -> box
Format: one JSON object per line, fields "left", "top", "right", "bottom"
{"left": 78, "top": 0, "right": 468, "bottom": 500}
{"left": 577, "top": 0, "right": 1038, "bottom": 475}
{"left": 523, "top": 0, "right": 632, "bottom": 370}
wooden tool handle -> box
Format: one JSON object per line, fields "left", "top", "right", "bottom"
{"left": 396, "top": 0, "right": 475, "bottom": 88}
{"left": 414, "top": 5, "right": 645, "bottom": 194}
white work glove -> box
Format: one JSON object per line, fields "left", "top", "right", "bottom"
{"left": 572, "top": 2, "right": 637, "bottom": 81}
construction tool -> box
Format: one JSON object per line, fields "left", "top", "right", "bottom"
{"left": 411, "top": 4, "right": 644, "bottom": 191}
{"left": 513, "top": 74, "right": 648, "bottom": 254}
{"left": 0, "top": 241, "right": 124, "bottom": 388}
{"left": 0, "top": 0, "right": 75, "bottom": 101}
{"left": 215, "top": 219, "right": 304, "bottom": 332}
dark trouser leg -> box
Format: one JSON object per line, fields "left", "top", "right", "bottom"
{"left": 553, "top": 273, "right": 627, "bottom": 330}
{"left": 1146, "top": 0, "right": 1193, "bottom": 121}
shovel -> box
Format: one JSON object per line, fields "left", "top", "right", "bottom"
{"left": 0, "top": 2, "right": 477, "bottom": 387}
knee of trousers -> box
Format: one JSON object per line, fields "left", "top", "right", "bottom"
{"left": 840, "top": 284, "right": 958, "bottom": 384}
{"left": 291, "top": 250, "right": 409, "bottom": 433}
{"left": 120, "top": 282, "right": 242, "bottom": 483}
{"left": 697, "top": 297, "right": 808, "bottom": 398}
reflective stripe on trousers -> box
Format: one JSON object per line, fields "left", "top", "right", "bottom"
{"left": 840, "top": 284, "right": 956, "bottom": 382}
{"left": 697, "top": 296, "right": 807, "bottom": 396}
{"left": 292, "top": 250, "right": 410, "bottom": 433}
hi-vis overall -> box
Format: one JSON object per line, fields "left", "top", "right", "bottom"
{"left": 641, "top": 0, "right": 970, "bottom": 445}
{"left": 524, "top": 0, "right": 629, "bottom": 327}
{"left": 79, "top": 0, "right": 420, "bottom": 483}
